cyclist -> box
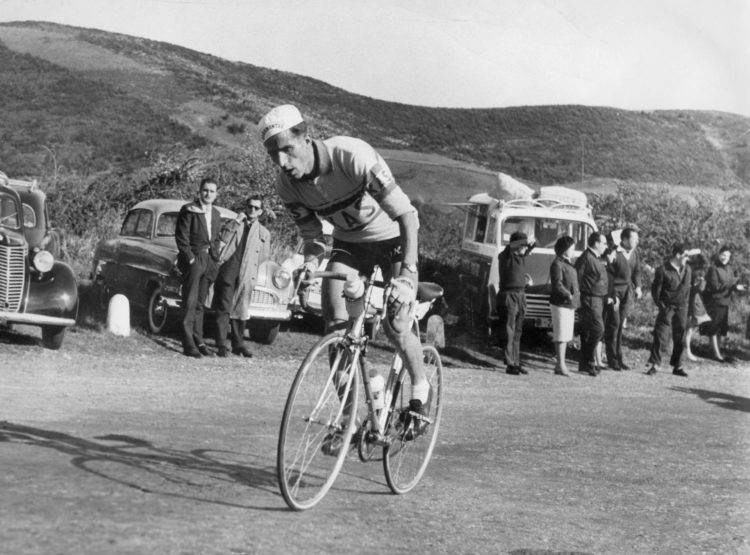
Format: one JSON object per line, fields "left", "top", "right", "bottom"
{"left": 258, "top": 104, "right": 429, "bottom": 434}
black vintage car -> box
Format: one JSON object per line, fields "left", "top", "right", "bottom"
{"left": 0, "top": 173, "right": 78, "bottom": 349}
{"left": 93, "top": 199, "right": 294, "bottom": 343}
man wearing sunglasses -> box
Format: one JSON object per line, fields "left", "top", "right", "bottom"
{"left": 213, "top": 196, "right": 270, "bottom": 358}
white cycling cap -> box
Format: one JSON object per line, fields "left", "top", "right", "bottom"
{"left": 257, "top": 104, "right": 304, "bottom": 142}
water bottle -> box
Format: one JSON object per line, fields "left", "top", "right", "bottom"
{"left": 366, "top": 361, "right": 385, "bottom": 410}
{"left": 344, "top": 275, "right": 366, "bottom": 318}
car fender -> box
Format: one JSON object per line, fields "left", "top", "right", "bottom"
{"left": 25, "top": 261, "right": 79, "bottom": 321}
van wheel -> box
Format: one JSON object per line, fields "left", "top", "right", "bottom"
{"left": 147, "top": 286, "right": 169, "bottom": 334}
{"left": 42, "top": 326, "right": 66, "bottom": 350}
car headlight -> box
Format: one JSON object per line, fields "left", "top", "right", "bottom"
{"left": 273, "top": 268, "right": 292, "bottom": 289}
{"left": 32, "top": 249, "right": 55, "bottom": 273}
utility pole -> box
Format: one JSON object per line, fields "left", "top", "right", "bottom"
{"left": 580, "top": 136, "right": 585, "bottom": 183}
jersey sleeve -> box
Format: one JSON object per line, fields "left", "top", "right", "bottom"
{"left": 364, "top": 152, "right": 416, "bottom": 220}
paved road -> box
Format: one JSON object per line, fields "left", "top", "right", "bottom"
{"left": 1, "top": 324, "right": 749, "bottom": 554}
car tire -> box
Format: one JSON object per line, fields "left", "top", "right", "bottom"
{"left": 146, "top": 286, "right": 169, "bottom": 334}
{"left": 248, "top": 320, "right": 280, "bottom": 345}
{"left": 41, "top": 325, "right": 66, "bottom": 350}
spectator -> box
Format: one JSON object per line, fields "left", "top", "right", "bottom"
{"left": 685, "top": 252, "right": 710, "bottom": 361}
{"left": 497, "top": 231, "right": 535, "bottom": 375}
{"left": 175, "top": 178, "right": 222, "bottom": 358}
{"left": 549, "top": 235, "right": 579, "bottom": 376}
{"left": 604, "top": 227, "right": 642, "bottom": 370}
{"left": 700, "top": 246, "right": 746, "bottom": 362}
{"left": 213, "top": 197, "right": 270, "bottom": 358}
{"left": 646, "top": 243, "right": 692, "bottom": 377}
{"left": 575, "top": 232, "right": 614, "bottom": 376}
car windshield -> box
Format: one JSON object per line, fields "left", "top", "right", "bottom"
{"left": 156, "top": 212, "right": 178, "bottom": 237}
{"left": 120, "top": 209, "right": 154, "bottom": 238}
{"left": 502, "top": 217, "right": 592, "bottom": 250}
{"left": 0, "top": 193, "right": 21, "bottom": 230}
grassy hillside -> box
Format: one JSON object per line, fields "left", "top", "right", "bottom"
{"left": 0, "top": 20, "right": 749, "bottom": 310}
{"left": 1, "top": 20, "right": 748, "bottom": 190}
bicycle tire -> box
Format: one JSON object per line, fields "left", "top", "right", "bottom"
{"left": 277, "top": 332, "right": 359, "bottom": 510}
{"left": 382, "top": 344, "right": 443, "bottom": 494}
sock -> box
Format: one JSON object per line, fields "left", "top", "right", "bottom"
{"left": 410, "top": 381, "right": 430, "bottom": 404}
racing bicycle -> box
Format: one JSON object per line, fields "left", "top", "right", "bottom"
{"left": 277, "top": 267, "right": 444, "bottom": 510}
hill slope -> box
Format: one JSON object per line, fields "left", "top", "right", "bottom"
{"left": 1, "top": 20, "right": 749, "bottom": 192}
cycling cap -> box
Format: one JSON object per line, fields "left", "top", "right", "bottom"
{"left": 258, "top": 104, "right": 304, "bottom": 142}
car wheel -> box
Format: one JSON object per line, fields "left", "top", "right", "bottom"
{"left": 147, "top": 286, "right": 169, "bottom": 334}
{"left": 248, "top": 320, "right": 280, "bottom": 345}
{"left": 41, "top": 325, "right": 66, "bottom": 350}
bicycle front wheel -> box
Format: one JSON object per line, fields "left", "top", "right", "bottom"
{"left": 277, "top": 332, "right": 359, "bottom": 510}
{"left": 383, "top": 344, "right": 443, "bottom": 494}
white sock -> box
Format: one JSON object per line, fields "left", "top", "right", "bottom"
{"left": 410, "top": 381, "right": 430, "bottom": 404}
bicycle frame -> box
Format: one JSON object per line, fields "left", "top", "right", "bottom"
{"left": 313, "top": 267, "right": 425, "bottom": 446}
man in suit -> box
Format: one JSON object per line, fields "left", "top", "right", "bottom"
{"left": 175, "top": 178, "right": 222, "bottom": 358}
{"left": 213, "top": 196, "right": 271, "bottom": 358}
{"left": 604, "top": 227, "right": 642, "bottom": 370}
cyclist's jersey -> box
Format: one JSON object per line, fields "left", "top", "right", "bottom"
{"left": 276, "top": 137, "right": 417, "bottom": 243}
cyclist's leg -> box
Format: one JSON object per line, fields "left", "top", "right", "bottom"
{"left": 321, "top": 249, "right": 365, "bottom": 420}
{"left": 381, "top": 252, "right": 429, "bottom": 413}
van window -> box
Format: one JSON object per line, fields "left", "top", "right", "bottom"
{"left": 464, "top": 204, "right": 493, "bottom": 243}
{"left": 502, "top": 217, "right": 592, "bottom": 250}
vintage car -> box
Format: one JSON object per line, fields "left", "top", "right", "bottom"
{"left": 282, "top": 221, "right": 385, "bottom": 336}
{"left": 92, "top": 199, "right": 294, "bottom": 344}
{"left": 0, "top": 172, "right": 78, "bottom": 349}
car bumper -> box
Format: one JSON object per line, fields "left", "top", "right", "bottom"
{"left": 0, "top": 311, "right": 76, "bottom": 328}
{"left": 247, "top": 306, "right": 292, "bottom": 321}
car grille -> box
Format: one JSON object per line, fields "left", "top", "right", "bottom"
{"left": 251, "top": 289, "right": 277, "bottom": 306}
{"left": 0, "top": 244, "right": 26, "bottom": 312}
{"left": 525, "top": 293, "right": 551, "bottom": 319}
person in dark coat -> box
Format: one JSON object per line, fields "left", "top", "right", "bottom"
{"left": 604, "top": 227, "right": 642, "bottom": 370}
{"left": 575, "top": 231, "right": 614, "bottom": 376}
{"left": 213, "top": 197, "right": 271, "bottom": 358}
{"left": 496, "top": 231, "right": 535, "bottom": 375}
{"left": 549, "top": 235, "right": 579, "bottom": 376}
{"left": 646, "top": 243, "right": 692, "bottom": 377}
{"left": 175, "top": 178, "right": 222, "bottom": 358}
{"left": 685, "top": 252, "right": 710, "bottom": 362}
{"left": 700, "top": 246, "right": 746, "bottom": 362}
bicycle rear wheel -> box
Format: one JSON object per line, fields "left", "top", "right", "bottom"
{"left": 383, "top": 344, "right": 443, "bottom": 494}
{"left": 277, "top": 332, "right": 359, "bottom": 510}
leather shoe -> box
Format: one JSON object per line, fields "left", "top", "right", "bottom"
{"left": 608, "top": 362, "right": 622, "bottom": 371}
{"left": 645, "top": 365, "right": 658, "bottom": 375}
{"left": 672, "top": 367, "right": 688, "bottom": 377}
{"left": 620, "top": 362, "right": 631, "bottom": 370}
{"left": 578, "top": 366, "right": 597, "bottom": 377}
{"left": 232, "top": 347, "right": 253, "bottom": 358}
{"left": 216, "top": 346, "right": 229, "bottom": 358}
{"left": 183, "top": 348, "right": 202, "bottom": 359}
{"left": 505, "top": 365, "right": 520, "bottom": 375}
{"left": 197, "top": 344, "right": 213, "bottom": 357}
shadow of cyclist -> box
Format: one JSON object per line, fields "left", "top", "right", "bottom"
{"left": 0, "top": 421, "right": 284, "bottom": 510}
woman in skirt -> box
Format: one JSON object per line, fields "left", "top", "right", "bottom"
{"left": 549, "top": 235, "right": 580, "bottom": 376}
{"left": 700, "top": 246, "right": 746, "bottom": 362}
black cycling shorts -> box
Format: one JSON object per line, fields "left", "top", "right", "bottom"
{"left": 328, "top": 236, "right": 402, "bottom": 281}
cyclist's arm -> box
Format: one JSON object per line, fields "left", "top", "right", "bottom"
{"left": 396, "top": 210, "right": 419, "bottom": 286}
